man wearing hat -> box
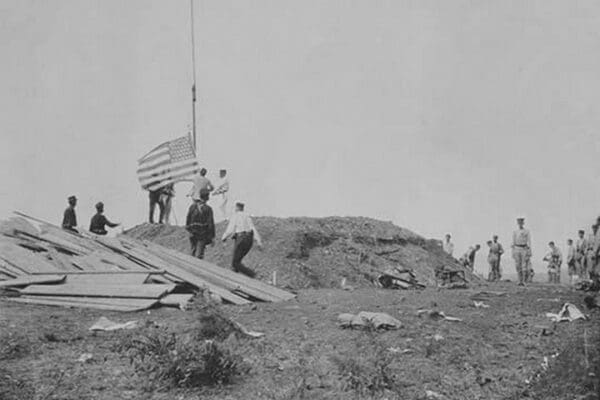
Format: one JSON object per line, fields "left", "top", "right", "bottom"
{"left": 222, "top": 200, "right": 263, "bottom": 277}
{"left": 185, "top": 188, "right": 215, "bottom": 259}
{"left": 89, "top": 202, "right": 120, "bottom": 235}
{"left": 188, "top": 168, "right": 214, "bottom": 201}
{"left": 511, "top": 217, "right": 531, "bottom": 285}
{"left": 61, "top": 195, "right": 78, "bottom": 233}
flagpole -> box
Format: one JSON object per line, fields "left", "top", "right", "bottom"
{"left": 190, "top": 0, "right": 198, "bottom": 154}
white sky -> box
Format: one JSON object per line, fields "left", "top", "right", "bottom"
{"left": 1, "top": 0, "right": 599, "bottom": 274}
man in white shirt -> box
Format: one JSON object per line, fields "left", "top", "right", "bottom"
{"left": 188, "top": 168, "right": 214, "bottom": 201}
{"left": 512, "top": 217, "right": 531, "bottom": 286}
{"left": 213, "top": 169, "right": 230, "bottom": 219}
{"left": 222, "top": 200, "right": 262, "bottom": 277}
{"left": 442, "top": 234, "right": 454, "bottom": 256}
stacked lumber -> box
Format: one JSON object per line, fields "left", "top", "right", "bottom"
{"left": 0, "top": 213, "right": 295, "bottom": 311}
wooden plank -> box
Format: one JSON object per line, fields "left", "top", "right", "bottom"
{"left": 91, "top": 237, "right": 251, "bottom": 305}
{"left": 123, "top": 239, "right": 284, "bottom": 302}
{"left": 21, "top": 283, "right": 175, "bottom": 298}
{"left": 0, "top": 217, "right": 39, "bottom": 237}
{"left": 71, "top": 253, "right": 121, "bottom": 271}
{"left": 0, "top": 261, "right": 27, "bottom": 277}
{"left": 45, "top": 249, "right": 82, "bottom": 272}
{"left": 31, "top": 270, "right": 164, "bottom": 275}
{"left": 8, "top": 296, "right": 156, "bottom": 312}
{"left": 147, "top": 249, "right": 282, "bottom": 302}
{"left": 0, "top": 242, "right": 61, "bottom": 273}
{"left": 144, "top": 242, "right": 295, "bottom": 301}
{"left": 0, "top": 275, "right": 65, "bottom": 288}
{"left": 95, "top": 252, "right": 149, "bottom": 271}
{"left": 117, "top": 245, "right": 251, "bottom": 304}
{"left": 65, "top": 273, "right": 149, "bottom": 285}
{"left": 14, "top": 230, "right": 87, "bottom": 255}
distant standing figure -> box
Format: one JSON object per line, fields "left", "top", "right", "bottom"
{"left": 575, "top": 230, "right": 587, "bottom": 279}
{"left": 543, "top": 241, "right": 562, "bottom": 284}
{"left": 189, "top": 168, "right": 214, "bottom": 201}
{"left": 586, "top": 224, "right": 599, "bottom": 279}
{"left": 213, "top": 169, "right": 230, "bottom": 218}
{"left": 461, "top": 244, "right": 480, "bottom": 271}
{"left": 62, "top": 195, "right": 78, "bottom": 233}
{"left": 566, "top": 238, "right": 577, "bottom": 284}
{"left": 89, "top": 202, "right": 120, "bottom": 235}
{"left": 185, "top": 189, "right": 215, "bottom": 259}
{"left": 442, "top": 234, "right": 454, "bottom": 256}
{"left": 512, "top": 217, "right": 531, "bottom": 286}
{"left": 222, "top": 200, "right": 263, "bottom": 277}
{"left": 487, "top": 235, "right": 504, "bottom": 281}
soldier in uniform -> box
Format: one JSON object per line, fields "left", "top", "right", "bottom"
{"left": 543, "top": 241, "right": 562, "bottom": 284}
{"left": 61, "top": 195, "right": 78, "bottom": 233}
{"left": 512, "top": 217, "right": 531, "bottom": 286}
{"left": 185, "top": 189, "right": 215, "bottom": 259}
{"left": 487, "top": 235, "right": 504, "bottom": 281}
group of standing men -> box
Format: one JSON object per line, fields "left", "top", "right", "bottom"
{"left": 61, "top": 196, "right": 121, "bottom": 235}
{"left": 183, "top": 168, "right": 263, "bottom": 278}
{"left": 443, "top": 215, "right": 600, "bottom": 286}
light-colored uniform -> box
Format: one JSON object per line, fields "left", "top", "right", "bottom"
{"left": 488, "top": 241, "right": 504, "bottom": 281}
{"left": 443, "top": 240, "right": 454, "bottom": 256}
{"left": 213, "top": 177, "right": 230, "bottom": 218}
{"left": 543, "top": 246, "right": 562, "bottom": 284}
{"left": 512, "top": 228, "right": 531, "bottom": 284}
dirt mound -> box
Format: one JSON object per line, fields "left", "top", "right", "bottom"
{"left": 124, "top": 216, "right": 478, "bottom": 289}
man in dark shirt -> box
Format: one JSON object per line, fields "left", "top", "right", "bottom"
{"left": 62, "top": 195, "right": 78, "bottom": 232}
{"left": 89, "top": 202, "right": 120, "bottom": 235}
{"left": 185, "top": 189, "right": 215, "bottom": 259}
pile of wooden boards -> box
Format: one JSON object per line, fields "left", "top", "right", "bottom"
{"left": 0, "top": 213, "right": 295, "bottom": 311}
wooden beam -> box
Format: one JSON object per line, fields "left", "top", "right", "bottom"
{"left": 0, "top": 275, "right": 66, "bottom": 287}
{"left": 21, "top": 283, "right": 175, "bottom": 299}
{"left": 8, "top": 296, "right": 157, "bottom": 312}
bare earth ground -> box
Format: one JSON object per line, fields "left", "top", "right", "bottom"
{"left": 1, "top": 282, "right": 598, "bottom": 400}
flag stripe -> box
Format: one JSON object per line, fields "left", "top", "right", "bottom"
{"left": 138, "top": 162, "right": 199, "bottom": 186}
{"left": 138, "top": 159, "right": 199, "bottom": 181}
{"left": 138, "top": 142, "right": 169, "bottom": 163}
{"left": 136, "top": 135, "right": 197, "bottom": 191}
{"left": 147, "top": 169, "right": 199, "bottom": 191}
{"left": 138, "top": 148, "right": 170, "bottom": 165}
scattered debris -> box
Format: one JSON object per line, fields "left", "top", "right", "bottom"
{"left": 417, "top": 309, "right": 463, "bottom": 322}
{"left": 583, "top": 294, "right": 599, "bottom": 309}
{"left": 470, "top": 290, "right": 507, "bottom": 301}
{"left": 425, "top": 389, "right": 445, "bottom": 399}
{"left": 473, "top": 301, "right": 490, "bottom": 308}
{"left": 375, "top": 266, "right": 425, "bottom": 289}
{"left": 434, "top": 265, "right": 468, "bottom": 289}
{"left": 77, "top": 353, "right": 94, "bottom": 363}
{"left": 546, "top": 303, "right": 587, "bottom": 322}
{"left": 89, "top": 316, "right": 139, "bottom": 331}
{"left": 534, "top": 325, "right": 554, "bottom": 336}
{"left": 388, "top": 347, "right": 413, "bottom": 354}
{"left": 338, "top": 311, "right": 402, "bottom": 330}
{"left": 232, "top": 321, "right": 265, "bottom": 338}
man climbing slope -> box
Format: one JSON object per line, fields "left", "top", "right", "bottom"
{"left": 222, "top": 200, "right": 263, "bottom": 277}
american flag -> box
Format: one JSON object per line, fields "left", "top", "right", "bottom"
{"left": 137, "top": 135, "right": 200, "bottom": 191}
